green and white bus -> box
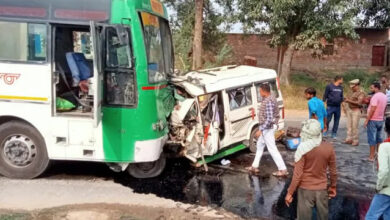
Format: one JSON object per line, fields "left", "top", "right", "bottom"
{"left": 0, "top": 0, "right": 175, "bottom": 179}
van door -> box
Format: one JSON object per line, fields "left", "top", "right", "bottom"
{"left": 200, "top": 93, "right": 220, "bottom": 155}
{"left": 225, "top": 85, "right": 254, "bottom": 142}
{"left": 90, "top": 21, "right": 103, "bottom": 127}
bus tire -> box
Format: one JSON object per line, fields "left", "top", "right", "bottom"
{"left": 0, "top": 121, "right": 49, "bottom": 179}
{"left": 127, "top": 154, "right": 166, "bottom": 179}
{"left": 249, "top": 128, "right": 258, "bottom": 153}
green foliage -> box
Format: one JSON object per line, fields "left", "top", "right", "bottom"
{"left": 163, "top": 0, "right": 230, "bottom": 71}
{"left": 291, "top": 73, "right": 327, "bottom": 91}
{"left": 215, "top": 44, "right": 233, "bottom": 65}
{"left": 219, "top": 0, "right": 361, "bottom": 51}
{"left": 0, "top": 213, "right": 30, "bottom": 220}
{"left": 204, "top": 43, "right": 234, "bottom": 68}
{"left": 283, "top": 69, "right": 381, "bottom": 109}
{"left": 360, "top": 0, "right": 390, "bottom": 28}
{"left": 216, "top": 0, "right": 363, "bottom": 85}
{"left": 342, "top": 69, "right": 382, "bottom": 92}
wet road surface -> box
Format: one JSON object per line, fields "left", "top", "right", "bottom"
{"left": 5, "top": 116, "right": 378, "bottom": 219}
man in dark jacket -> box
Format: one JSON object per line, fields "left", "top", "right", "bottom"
{"left": 323, "top": 76, "right": 344, "bottom": 138}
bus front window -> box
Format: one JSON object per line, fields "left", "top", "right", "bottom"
{"left": 140, "top": 12, "right": 174, "bottom": 84}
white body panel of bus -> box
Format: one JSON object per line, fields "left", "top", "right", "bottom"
{"left": 0, "top": 59, "right": 107, "bottom": 162}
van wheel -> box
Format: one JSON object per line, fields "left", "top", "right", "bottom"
{"left": 249, "top": 128, "right": 258, "bottom": 153}
{"left": 127, "top": 154, "right": 166, "bottom": 179}
{"left": 0, "top": 121, "right": 49, "bottom": 179}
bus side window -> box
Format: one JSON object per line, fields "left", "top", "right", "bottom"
{"left": 0, "top": 21, "right": 47, "bottom": 62}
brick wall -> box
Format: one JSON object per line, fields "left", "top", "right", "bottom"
{"left": 226, "top": 28, "right": 390, "bottom": 73}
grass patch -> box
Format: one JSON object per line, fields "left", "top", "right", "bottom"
{"left": 282, "top": 69, "right": 382, "bottom": 110}
{"left": 0, "top": 213, "right": 31, "bottom": 220}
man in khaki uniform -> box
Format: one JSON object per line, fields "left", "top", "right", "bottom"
{"left": 343, "top": 79, "right": 365, "bottom": 146}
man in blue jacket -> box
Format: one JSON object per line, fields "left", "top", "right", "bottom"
{"left": 305, "top": 87, "right": 327, "bottom": 132}
{"left": 323, "top": 76, "right": 344, "bottom": 138}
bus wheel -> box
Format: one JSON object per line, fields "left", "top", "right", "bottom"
{"left": 0, "top": 121, "right": 49, "bottom": 179}
{"left": 249, "top": 128, "right": 259, "bottom": 153}
{"left": 127, "top": 154, "right": 166, "bottom": 179}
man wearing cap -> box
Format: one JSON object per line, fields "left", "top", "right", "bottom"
{"left": 343, "top": 79, "right": 365, "bottom": 146}
{"left": 285, "top": 119, "right": 337, "bottom": 220}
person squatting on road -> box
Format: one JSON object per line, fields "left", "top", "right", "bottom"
{"left": 364, "top": 82, "right": 387, "bottom": 161}
{"left": 323, "top": 76, "right": 344, "bottom": 138}
{"left": 246, "top": 83, "right": 288, "bottom": 177}
{"left": 304, "top": 87, "right": 327, "bottom": 132}
{"left": 285, "top": 119, "right": 338, "bottom": 220}
{"left": 366, "top": 117, "right": 390, "bottom": 219}
{"left": 343, "top": 79, "right": 365, "bottom": 146}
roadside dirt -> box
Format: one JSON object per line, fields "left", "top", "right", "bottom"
{"left": 0, "top": 203, "right": 241, "bottom": 220}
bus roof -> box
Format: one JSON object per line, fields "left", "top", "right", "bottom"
{"left": 0, "top": 0, "right": 167, "bottom": 24}
{"left": 172, "top": 65, "right": 277, "bottom": 96}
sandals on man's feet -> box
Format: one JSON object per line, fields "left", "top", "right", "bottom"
{"left": 272, "top": 171, "right": 289, "bottom": 177}
{"left": 245, "top": 166, "right": 260, "bottom": 174}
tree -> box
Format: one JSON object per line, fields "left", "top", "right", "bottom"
{"left": 219, "top": 0, "right": 361, "bottom": 85}
{"left": 361, "top": 0, "right": 390, "bottom": 28}
{"left": 193, "top": 0, "right": 204, "bottom": 70}
{"left": 164, "top": 0, "right": 228, "bottom": 71}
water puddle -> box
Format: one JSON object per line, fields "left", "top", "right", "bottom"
{"left": 114, "top": 157, "right": 374, "bottom": 219}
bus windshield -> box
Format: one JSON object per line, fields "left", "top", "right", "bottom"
{"left": 140, "top": 12, "right": 174, "bottom": 84}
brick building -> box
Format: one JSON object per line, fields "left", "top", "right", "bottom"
{"left": 226, "top": 28, "right": 390, "bottom": 73}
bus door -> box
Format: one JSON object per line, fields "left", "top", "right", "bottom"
{"left": 50, "top": 22, "right": 104, "bottom": 156}
{"left": 90, "top": 21, "right": 103, "bottom": 127}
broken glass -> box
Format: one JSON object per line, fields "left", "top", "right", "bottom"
{"left": 228, "top": 86, "right": 252, "bottom": 110}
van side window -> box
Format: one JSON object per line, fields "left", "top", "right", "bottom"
{"left": 228, "top": 86, "right": 252, "bottom": 110}
{"left": 256, "top": 81, "right": 279, "bottom": 102}
{"left": 0, "top": 21, "right": 47, "bottom": 62}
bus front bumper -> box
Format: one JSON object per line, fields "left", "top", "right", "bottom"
{"left": 134, "top": 135, "right": 167, "bottom": 162}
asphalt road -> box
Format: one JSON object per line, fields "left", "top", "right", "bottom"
{"left": 0, "top": 112, "right": 379, "bottom": 220}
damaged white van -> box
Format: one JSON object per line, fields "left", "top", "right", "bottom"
{"left": 168, "top": 65, "right": 285, "bottom": 166}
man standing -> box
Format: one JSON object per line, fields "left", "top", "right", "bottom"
{"left": 323, "top": 76, "right": 344, "bottom": 138}
{"left": 365, "top": 82, "right": 387, "bottom": 161}
{"left": 366, "top": 117, "right": 390, "bottom": 219}
{"left": 246, "top": 84, "right": 288, "bottom": 177}
{"left": 380, "top": 75, "right": 389, "bottom": 94}
{"left": 305, "top": 87, "right": 327, "bottom": 131}
{"left": 285, "top": 119, "right": 337, "bottom": 220}
{"left": 344, "top": 79, "right": 365, "bottom": 146}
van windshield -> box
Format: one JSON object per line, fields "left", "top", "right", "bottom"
{"left": 140, "top": 12, "right": 174, "bottom": 84}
